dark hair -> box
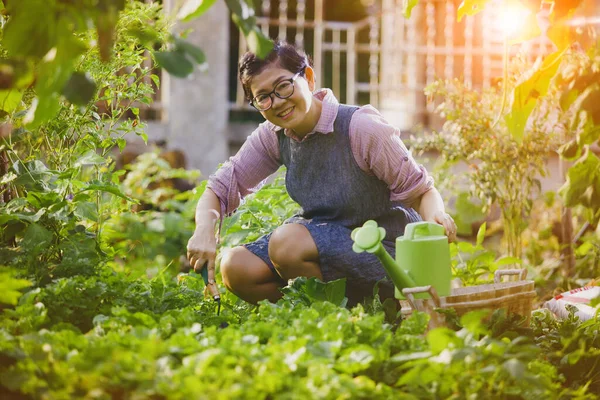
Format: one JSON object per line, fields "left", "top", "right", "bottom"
{"left": 239, "top": 41, "right": 313, "bottom": 102}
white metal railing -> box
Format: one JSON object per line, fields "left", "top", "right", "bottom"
{"left": 230, "top": 0, "right": 555, "bottom": 130}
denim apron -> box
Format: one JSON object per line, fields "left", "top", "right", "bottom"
{"left": 245, "top": 105, "right": 421, "bottom": 305}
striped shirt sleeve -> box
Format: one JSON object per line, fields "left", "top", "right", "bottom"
{"left": 207, "top": 122, "right": 281, "bottom": 215}
{"left": 349, "top": 105, "right": 434, "bottom": 207}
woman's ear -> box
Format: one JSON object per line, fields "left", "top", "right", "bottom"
{"left": 304, "top": 66, "right": 316, "bottom": 92}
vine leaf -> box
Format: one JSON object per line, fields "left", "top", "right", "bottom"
{"left": 457, "top": 0, "right": 491, "bottom": 22}
{"left": 505, "top": 49, "right": 565, "bottom": 142}
{"left": 177, "top": 0, "right": 219, "bottom": 22}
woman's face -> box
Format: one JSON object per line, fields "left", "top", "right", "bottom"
{"left": 249, "top": 64, "right": 319, "bottom": 134}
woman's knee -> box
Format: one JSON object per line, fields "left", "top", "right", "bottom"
{"left": 220, "top": 247, "right": 248, "bottom": 291}
{"left": 268, "top": 224, "right": 318, "bottom": 268}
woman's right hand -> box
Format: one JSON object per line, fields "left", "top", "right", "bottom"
{"left": 186, "top": 225, "right": 217, "bottom": 284}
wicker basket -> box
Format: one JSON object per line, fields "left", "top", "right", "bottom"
{"left": 400, "top": 269, "right": 536, "bottom": 330}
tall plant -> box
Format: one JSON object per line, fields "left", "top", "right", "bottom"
{"left": 415, "top": 74, "right": 561, "bottom": 259}
{"left": 0, "top": 2, "right": 171, "bottom": 283}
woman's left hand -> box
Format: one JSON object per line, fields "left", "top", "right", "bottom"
{"left": 430, "top": 211, "right": 457, "bottom": 243}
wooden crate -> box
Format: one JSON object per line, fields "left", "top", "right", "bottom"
{"left": 399, "top": 269, "right": 536, "bottom": 329}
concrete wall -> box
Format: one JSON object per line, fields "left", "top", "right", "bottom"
{"left": 144, "top": 1, "right": 230, "bottom": 179}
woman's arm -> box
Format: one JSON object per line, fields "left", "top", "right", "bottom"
{"left": 187, "top": 123, "right": 281, "bottom": 288}
{"left": 348, "top": 107, "right": 456, "bottom": 241}
{"left": 411, "top": 187, "right": 457, "bottom": 242}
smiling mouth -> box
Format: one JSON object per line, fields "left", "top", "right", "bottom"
{"left": 277, "top": 106, "right": 294, "bottom": 119}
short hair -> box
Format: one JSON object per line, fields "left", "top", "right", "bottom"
{"left": 239, "top": 40, "right": 313, "bottom": 102}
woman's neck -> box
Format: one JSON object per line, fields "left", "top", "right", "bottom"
{"left": 292, "top": 97, "right": 323, "bottom": 138}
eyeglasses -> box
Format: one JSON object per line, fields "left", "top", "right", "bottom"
{"left": 250, "top": 72, "right": 301, "bottom": 111}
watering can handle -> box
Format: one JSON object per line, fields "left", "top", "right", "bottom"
{"left": 404, "top": 222, "right": 445, "bottom": 240}
{"left": 494, "top": 269, "right": 527, "bottom": 283}
{"left": 402, "top": 285, "right": 442, "bottom": 309}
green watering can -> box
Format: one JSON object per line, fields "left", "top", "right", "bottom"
{"left": 351, "top": 221, "right": 451, "bottom": 299}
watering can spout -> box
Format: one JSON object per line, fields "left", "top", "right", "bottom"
{"left": 351, "top": 221, "right": 417, "bottom": 290}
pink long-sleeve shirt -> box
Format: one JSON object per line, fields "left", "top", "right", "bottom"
{"left": 207, "top": 89, "right": 433, "bottom": 216}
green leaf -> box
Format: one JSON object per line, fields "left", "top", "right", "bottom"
{"left": 153, "top": 50, "right": 194, "bottom": 78}
{"left": 559, "top": 147, "right": 600, "bottom": 208}
{"left": 459, "top": 310, "right": 490, "bottom": 336}
{"left": 74, "top": 202, "right": 98, "bottom": 222}
{"left": 225, "top": 0, "right": 273, "bottom": 59}
{"left": 26, "top": 94, "right": 62, "bottom": 128}
{"left": 3, "top": 0, "right": 56, "bottom": 59}
{"left": 402, "top": 0, "right": 419, "bottom": 18}
{"left": 427, "top": 327, "right": 461, "bottom": 354}
{"left": 0, "top": 272, "right": 32, "bottom": 305}
{"left": 21, "top": 223, "right": 53, "bottom": 256}
{"left": 0, "top": 89, "right": 24, "bottom": 114}
{"left": 63, "top": 72, "right": 97, "bottom": 106}
{"left": 476, "top": 221, "right": 486, "bottom": 246}
{"left": 280, "top": 277, "right": 347, "bottom": 307}
{"left": 177, "top": 0, "right": 219, "bottom": 22}
{"left": 12, "top": 160, "right": 55, "bottom": 190}
{"left": 335, "top": 345, "right": 376, "bottom": 374}
{"left": 223, "top": 0, "right": 245, "bottom": 17}
{"left": 243, "top": 28, "right": 273, "bottom": 59}
{"left": 456, "top": 0, "right": 491, "bottom": 22}
{"left": 505, "top": 49, "right": 565, "bottom": 142}
{"left": 116, "top": 138, "right": 127, "bottom": 152}
{"left": 74, "top": 150, "right": 106, "bottom": 167}
{"left": 175, "top": 39, "right": 207, "bottom": 65}
{"left": 80, "top": 181, "right": 137, "bottom": 202}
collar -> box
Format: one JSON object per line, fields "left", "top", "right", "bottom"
{"left": 267, "top": 88, "right": 340, "bottom": 139}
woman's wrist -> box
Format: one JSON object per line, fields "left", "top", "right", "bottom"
{"left": 195, "top": 208, "right": 220, "bottom": 227}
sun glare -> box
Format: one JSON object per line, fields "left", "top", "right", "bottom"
{"left": 496, "top": 2, "right": 531, "bottom": 37}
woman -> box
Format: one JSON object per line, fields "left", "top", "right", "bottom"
{"left": 187, "top": 41, "right": 456, "bottom": 306}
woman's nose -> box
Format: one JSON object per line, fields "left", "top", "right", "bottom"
{"left": 271, "top": 94, "right": 286, "bottom": 109}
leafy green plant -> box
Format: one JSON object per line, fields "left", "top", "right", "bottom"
{"left": 532, "top": 307, "right": 600, "bottom": 393}
{"left": 415, "top": 73, "right": 561, "bottom": 259}
{"left": 555, "top": 46, "right": 600, "bottom": 225}
{"left": 451, "top": 223, "right": 522, "bottom": 286}
{"left": 219, "top": 170, "right": 300, "bottom": 248}
{"left": 0, "top": 0, "right": 272, "bottom": 124}
{"left": 0, "top": 3, "right": 172, "bottom": 283}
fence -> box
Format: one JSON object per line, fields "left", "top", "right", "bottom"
{"left": 230, "top": 0, "right": 555, "bottom": 130}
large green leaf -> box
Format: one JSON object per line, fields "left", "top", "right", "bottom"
{"left": 174, "top": 38, "right": 207, "bottom": 65}
{"left": 80, "top": 181, "right": 136, "bottom": 202}
{"left": 12, "top": 160, "right": 56, "bottom": 190}
{"left": 505, "top": 49, "right": 565, "bottom": 142}
{"left": 3, "top": 0, "right": 56, "bottom": 59}
{"left": 457, "top": 0, "right": 491, "bottom": 22}
{"left": 153, "top": 50, "right": 194, "bottom": 78}
{"left": 177, "top": 0, "right": 219, "bottom": 22}
{"left": 28, "top": 24, "right": 87, "bottom": 127}
{"left": 74, "top": 150, "right": 106, "bottom": 167}
{"left": 0, "top": 89, "right": 24, "bottom": 115}
{"left": 559, "top": 147, "right": 600, "bottom": 207}
{"left": 63, "top": 72, "right": 97, "bottom": 106}
{"left": 225, "top": 0, "right": 273, "bottom": 59}
{"left": 74, "top": 201, "right": 98, "bottom": 222}
{"left": 21, "top": 223, "right": 53, "bottom": 256}
{"left": 546, "top": 0, "right": 584, "bottom": 50}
